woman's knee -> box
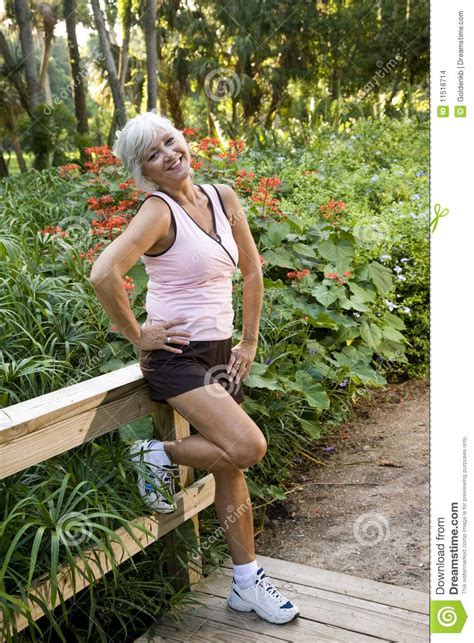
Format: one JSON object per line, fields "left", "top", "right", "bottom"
{"left": 228, "top": 430, "right": 267, "bottom": 469}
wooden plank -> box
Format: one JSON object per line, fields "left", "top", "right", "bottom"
{"left": 190, "top": 568, "right": 429, "bottom": 641}
{"left": 0, "top": 364, "right": 150, "bottom": 444}
{"left": 136, "top": 612, "right": 288, "bottom": 642}
{"left": 1, "top": 474, "right": 216, "bottom": 635}
{"left": 0, "top": 387, "right": 160, "bottom": 479}
{"left": 137, "top": 591, "right": 388, "bottom": 642}
{"left": 152, "top": 407, "right": 203, "bottom": 590}
{"left": 223, "top": 555, "right": 428, "bottom": 614}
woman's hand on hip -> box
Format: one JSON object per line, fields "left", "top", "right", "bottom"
{"left": 227, "top": 339, "right": 257, "bottom": 384}
{"left": 138, "top": 318, "right": 192, "bottom": 353}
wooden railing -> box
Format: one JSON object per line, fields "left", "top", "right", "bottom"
{"left": 0, "top": 364, "right": 216, "bottom": 637}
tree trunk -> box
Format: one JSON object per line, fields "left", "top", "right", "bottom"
{"left": 0, "top": 149, "right": 9, "bottom": 177}
{"left": 165, "top": 79, "right": 185, "bottom": 128}
{"left": 90, "top": 0, "right": 127, "bottom": 128}
{"left": 119, "top": 0, "right": 132, "bottom": 92}
{"left": 38, "top": 2, "right": 58, "bottom": 104}
{"left": 0, "top": 30, "right": 31, "bottom": 115}
{"left": 63, "top": 0, "right": 89, "bottom": 135}
{"left": 11, "top": 135, "right": 27, "bottom": 173}
{"left": 14, "top": 0, "right": 42, "bottom": 108}
{"left": 143, "top": 0, "right": 158, "bottom": 111}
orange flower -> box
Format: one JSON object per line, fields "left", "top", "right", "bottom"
{"left": 287, "top": 269, "right": 310, "bottom": 280}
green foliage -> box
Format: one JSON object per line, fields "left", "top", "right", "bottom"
{"left": 0, "top": 116, "right": 427, "bottom": 639}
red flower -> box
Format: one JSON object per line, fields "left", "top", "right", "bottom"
{"left": 122, "top": 275, "right": 135, "bottom": 291}
{"left": 287, "top": 269, "right": 310, "bottom": 280}
{"left": 38, "top": 225, "right": 68, "bottom": 238}
{"left": 59, "top": 164, "right": 81, "bottom": 177}
{"left": 324, "top": 271, "right": 350, "bottom": 285}
{"left": 182, "top": 127, "right": 200, "bottom": 138}
{"left": 319, "top": 198, "right": 347, "bottom": 222}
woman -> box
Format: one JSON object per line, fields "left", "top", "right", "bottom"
{"left": 90, "top": 111, "right": 299, "bottom": 625}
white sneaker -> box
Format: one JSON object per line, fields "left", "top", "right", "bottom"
{"left": 227, "top": 566, "right": 300, "bottom": 624}
{"left": 129, "top": 439, "right": 179, "bottom": 513}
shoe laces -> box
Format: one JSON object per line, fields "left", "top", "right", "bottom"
{"left": 256, "top": 573, "right": 286, "bottom": 604}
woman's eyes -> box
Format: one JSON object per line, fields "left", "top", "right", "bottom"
{"left": 148, "top": 138, "right": 174, "bottom": 160}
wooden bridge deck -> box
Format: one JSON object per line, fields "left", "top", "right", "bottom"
{"left": 135, "top": 554, "right": 429, "bottom": 642}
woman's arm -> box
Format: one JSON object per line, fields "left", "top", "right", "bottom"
{"left": 89, "top": 198, "right": 170, "bottom": 347}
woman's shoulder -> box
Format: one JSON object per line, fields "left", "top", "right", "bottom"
{"left": 135, "top": 192, "right": 173, "bottom": 219}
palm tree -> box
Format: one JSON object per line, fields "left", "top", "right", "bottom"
{"left": 13, "top": 0, "right": 42, "bottom": 109}
{"left": 0, "top": 79, "right": 28, "bottom": 173}
{"left": 63, "top": 0, "right": 89, "bottom": 139}
{"left": 35, "top": 1, "right": 60, "bottom": 104}
{"left": 90, "top": 0, "right": 127, "bottom": 128}
{"left": 142, "top": 0, "right": 158, "bottom": 111}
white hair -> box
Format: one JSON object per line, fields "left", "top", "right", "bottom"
{"left": 112, "top": 111, "right": 193, "bottom": 191}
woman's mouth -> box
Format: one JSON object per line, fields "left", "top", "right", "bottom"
{"left": 168, "top": 156, "right": 183, "bottom": 171}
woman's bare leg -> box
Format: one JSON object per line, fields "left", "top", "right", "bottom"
{"left": 162, "top": 384, "right": 266, "bottom": 564}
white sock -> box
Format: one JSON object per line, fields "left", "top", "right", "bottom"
{"left": 233, "top": 559, "right": 259, "bottom": 589}
{"left": 149, "top": 440, "right": 173, "bottom": 466}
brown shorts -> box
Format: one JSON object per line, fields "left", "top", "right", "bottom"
{"left": 139, "top": 337, "right": 245, "bottom": 405}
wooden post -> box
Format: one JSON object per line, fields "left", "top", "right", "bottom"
{"left": 151, "top": 405, "right": 204, "bottom": 591}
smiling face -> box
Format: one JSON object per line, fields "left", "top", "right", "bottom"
{"left": 141, "top": 129, "right": 192, "bottom": 189}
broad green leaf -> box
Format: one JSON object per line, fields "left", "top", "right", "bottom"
{"left": 246, "top": 362, "right": 282, "bottom": 390}
{"left": 368, "top": 261, "right": 393, "bottom": 294}
{"left": 263, "top": 277, "right": 285, "bottom": 289}
{"left": 360, "top": 320, "right": 382, "bottom": 349}
{"left": 285, "top": 213, "right": 306, "bottom": 232}
{"left": 350, "top": 363, "right": 386, "bottom": 385}
{"left": 288, "top": 371, "right": 331, "bottom": 409}
{"left": 306, "top": 311, "right": 340, "bottom": 330}
{"left": 264, "top": 221, "right": 291, "bottom": 246}
{"left": 312, "top": 284, "right": 338, "bottom": 307}
{"left": 261, "top": 247, "right": 295, "bottom": 268}
{"left": 299, "top": 417, "right": 321, "bottom": 439}
{"left": 383, "top": 311, "right": 406, "bottom": 330}
{"left": 292, "top": 242, "right": 317, "bottom": 258}
{"left": 348, "top": 281, "right": 377, "bottom": 302}
{"left": 382, "top": 325, "right": 406, "bottom": 342}
{"left": 317, "top": 234, "right": 354, "bottom": 264}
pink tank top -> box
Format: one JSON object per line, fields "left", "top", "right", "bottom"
{"left": 141, "top": 184, "right": 240, "bottom": 341}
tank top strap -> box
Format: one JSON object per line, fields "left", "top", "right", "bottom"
{"left": 199, "top": 184, "right": 230, "bottom": 230}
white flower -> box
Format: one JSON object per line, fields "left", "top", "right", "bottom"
{"left": 400, "top": 306, "right": 411, "bottom": 313}
{"left": 400, "top": 257, "right": 410, "bottom": 263}
{"left": 385, "top": 300, "right": 397, "bottom": 311}
{"left": 397, "top": 274, "right": 406, "bottom": 281}
{"left": 393, "top": 265, "right": 403, "bottom": 273}
{"left": 353, "top": 312, "right": 360, "bottom": 318}
{"left": 379, "top": 254, "right": 392, "bottom": 262}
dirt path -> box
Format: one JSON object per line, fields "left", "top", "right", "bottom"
{"left": 254, "top": 379, "right": 429, "bottom": 593}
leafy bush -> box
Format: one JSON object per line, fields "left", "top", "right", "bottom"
{"left": 0, "top": 117, "right": 427, "bottom": 639}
